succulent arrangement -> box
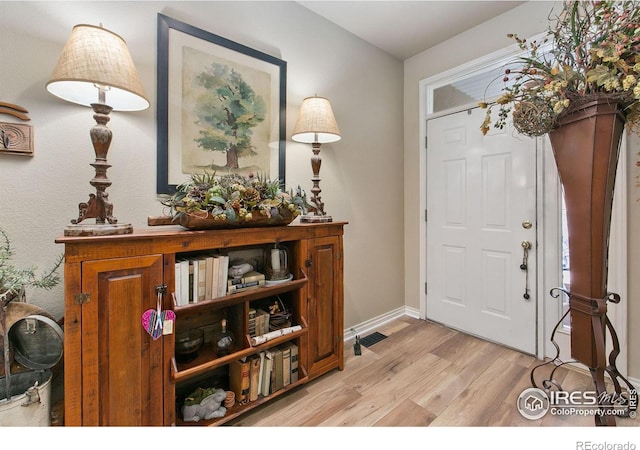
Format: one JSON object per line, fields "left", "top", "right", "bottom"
{"left": 161, "top": 172, "right": 311, "bottom": 228}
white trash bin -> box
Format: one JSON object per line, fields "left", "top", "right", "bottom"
{"left": 0, "top": 314, "right": 63, "bottom": 426}
{"left": 0, "top": 369, "right": 53, "bottom": 426}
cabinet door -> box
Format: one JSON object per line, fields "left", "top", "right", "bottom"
{"left": 81, "top": 255, "right": 164, "bottom": 426}
{"left": 307, "top": 235, "right": 344, "bottom": 379}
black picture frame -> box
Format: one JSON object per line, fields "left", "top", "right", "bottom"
{"left": 156, "top": 14, "right": 287, "bottom": 194}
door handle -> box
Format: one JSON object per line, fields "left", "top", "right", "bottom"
{"left": 520, "top": 241, "right": 532, "bottom": 300}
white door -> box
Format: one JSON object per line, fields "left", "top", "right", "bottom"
{"left": 426, "top": 108, "right": 537, "bottom": 354}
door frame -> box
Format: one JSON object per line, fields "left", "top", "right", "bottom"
{"left": 418, "top": 44, "right": 628, "bottom": 365}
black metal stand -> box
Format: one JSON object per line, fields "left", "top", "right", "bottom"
{"left": 531, "top": 288, "right": 637, "bottom": 425}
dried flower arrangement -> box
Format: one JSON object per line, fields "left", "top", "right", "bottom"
{"left": 480, "top": 1, "right": 640, "bottom": 137}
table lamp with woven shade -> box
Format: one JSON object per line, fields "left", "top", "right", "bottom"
{"left": 47, "top": 24, "right": 149, "bottom": 236}
{"left": 291, "top": 96, "right": 341, "bottom": 223}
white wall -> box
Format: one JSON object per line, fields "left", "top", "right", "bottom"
{"left": 0, "top": 1, "right": 405, "bottom": 329}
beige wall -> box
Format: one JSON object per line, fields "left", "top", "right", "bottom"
{"left": 403, "top": 1, "right": 640, "bottom": 379}
{"left": 0, "top": 1, "right": 405, "bottom": 330}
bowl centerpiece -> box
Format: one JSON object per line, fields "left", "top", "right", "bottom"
{"left": 161, "top": 172, "right": 311, "bottom": 230}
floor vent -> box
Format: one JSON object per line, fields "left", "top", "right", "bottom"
{"left": 359, "top": 331, "right": 388, "bottom": 348}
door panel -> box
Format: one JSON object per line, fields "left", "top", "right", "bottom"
{"left": 307, "top": 236, "right": 344, "bottom": 379}
{"left": 427, "top": 108, "right": 537, "bottom": 354}
{"left": 82, "top": 255, "right": 164, "bottom": 426}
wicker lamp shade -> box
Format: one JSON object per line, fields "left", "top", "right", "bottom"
{"left": 47, "top": 24, "right": 148, "bottom": 236}
{"left": 291, "top": 96, "right": 340, "bottom": 222}
{"left": 292, "top": 96, "right": 341, "bottom": 144}
{"left": 46, "top": 24, "right": 149, "bottom": 111}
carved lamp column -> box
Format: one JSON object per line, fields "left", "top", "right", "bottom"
{"left": 46, "top": 24, "right": 149, "bottom": 236}
{"left": 292, "top": 96, "right": 341, "bottom": 223}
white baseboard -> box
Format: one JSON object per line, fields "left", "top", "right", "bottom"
{"left": 343, "top": 306, "right": 420, "bottom": 343}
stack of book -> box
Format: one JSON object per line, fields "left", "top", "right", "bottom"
{"left": 228, "top": 342, "right": 299, "bottom": 405}
{"left": 227, "top": 271, "right": 265, "bottom": 294}
{"left": 248, "top": 308, "right": 270, "bottom": 338}
{"left": 174, "top": 253, "right": 229, "bottom": 306}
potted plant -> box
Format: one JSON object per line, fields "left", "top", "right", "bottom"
{"left": 0, "top": 228, "right": 63, "bottom": 304}
{"left": 1, "top": 227, "right": 63, "bottom": 408}
{"left": 479, "top": 1, "right": 639, "bottom": 426}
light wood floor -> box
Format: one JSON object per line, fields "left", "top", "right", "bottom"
{"left": 228, "top": 316, "right": 639, "bottom": 427}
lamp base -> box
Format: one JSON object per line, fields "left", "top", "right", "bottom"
{"left": 64, "top": 222, "right": 133, "bottom": 237}
{"left": 300, "top": 214, "right": 333, "bottom": 223}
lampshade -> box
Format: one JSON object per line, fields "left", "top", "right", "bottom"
{"left": 46, "top": 24, "right": 149, "bottom": 111}
{"left": 292, "top": 96, "right": 341, "bottom": 144}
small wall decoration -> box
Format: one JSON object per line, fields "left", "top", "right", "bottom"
{"left": 0, "top": 102, "right": 33, "bottom": 156}
{"left": 156, "top": 14, "right": 287, "bottom": 194}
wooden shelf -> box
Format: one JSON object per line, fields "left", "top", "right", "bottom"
{"left": 58, "top": 223, "right": 344, "bottom": 426}
{"left": 175, "top": 368, "right": 309, "bottom": 426}
{"left": 173, "top": 277, "right": 308, "bottom": 312}
{"left": 171, "top": 327, "right": 308, "bottom": 382}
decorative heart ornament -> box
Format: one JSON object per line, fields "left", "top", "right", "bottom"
{"left": 142, "top": 309, "right": 176, "bottom": 340}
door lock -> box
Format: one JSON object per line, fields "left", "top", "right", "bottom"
{"left": 522, "top": 220, "right": 533, "bottom": 229}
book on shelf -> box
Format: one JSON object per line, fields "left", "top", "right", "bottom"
{"left": 211, "top": 255, "right": 220, "bottom": 300}
{"left": 248, "top": 354, "right": 261, "bottom": 402}
{"left": 189, "top": 259, "right": 197, "bottom": 303}
{"left": 229, "top": 358, "right": 251, "bottom": 405}
{"left": 248, "top": 308, "right": 257, "bottom": 337}
{"left": 204, "top": 256, "right": 215, "bottom": 300}
{"left": 289, "top": 343, "right": 299, "bottom": 383}
{"left": 227, "top": 279, "right": 265, "bottom": 294}
{"left": 261, "top": 350, "right": 273, "bottom": 397}
{"left": 228, "top": 271, "right": 265, "bottom": 286}
{"left": 217, "top": 255, "right": 229, "bottom": 298}
{"left": 174, "top": 262, "right": 182, "bottom": 306}
{"left": 180, "top": 259, "right": 192, "bottom": 305}
{"left": 255, "top": 309, "right": 270, "bottom": 336}
{"left": 196, "top": 257, "right": 207, "bottom": 302}
{"left": 175, "top": 253, "right": 233, "bottom": 304}
{"left": 271, "top": 347, "right": 283, "bottom": 394}
{"left": 190, "top": 259, "right": 199, "bottom": 303}
{"left": 280, "top": 342, "right": 298, "bottom": 385}
{"left": 281, "top": 344, "right": 291, "bottom": 387}
{"left": 257, "top": 351, "right": 266, "bottom": 396}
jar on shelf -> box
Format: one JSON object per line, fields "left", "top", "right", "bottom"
{"left": 264, "top": 242, "right": 290, "bottom": 282}
{"left": 213, "top": 319, "right": 234, "bottom": 357}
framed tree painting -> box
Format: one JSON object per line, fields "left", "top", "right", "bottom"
{"left": 157, "top": 14, "right": 287, "bottom": 194}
